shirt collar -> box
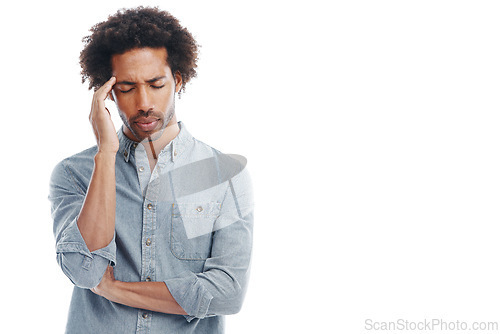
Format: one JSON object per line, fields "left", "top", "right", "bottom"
{"left": 118, "top": 121, "right": 193, "bottom": 163}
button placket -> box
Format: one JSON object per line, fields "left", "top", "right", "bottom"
{"left": 141, "top": 200, "right": 155, "bottom": 305}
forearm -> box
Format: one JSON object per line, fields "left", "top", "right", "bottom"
{"left": 77, "top": 152, "right": 116, "bottom": 252}
{"left": 98, "top": 279, "right": 187, "bottom": 315}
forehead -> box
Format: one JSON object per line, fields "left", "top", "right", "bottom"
{"left": 111, "top": 47, "right": 170, "bottom": 80}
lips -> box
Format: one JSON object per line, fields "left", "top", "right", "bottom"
{"left": 135, "top": 118, "right": 160, "bottom": 132}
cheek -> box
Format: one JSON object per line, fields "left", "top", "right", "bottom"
{"left": 162, "top": 94, "right": 173, "bottom": 106}
{"left": 115, "top": 96, "right": 133, "bottom": 112}
{"left": 155, "top": 92, "right": 174, "bottom": 109}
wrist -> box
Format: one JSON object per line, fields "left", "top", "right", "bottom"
{"left": 94, "top": 151, "right": 117, "bottom": 162}
{"left": 96, "top": 275, "right": 119, "bottom": 301}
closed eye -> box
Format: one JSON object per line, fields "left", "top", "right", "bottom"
{"left": 117, "top": 84, "right": 165, "bottom": 93}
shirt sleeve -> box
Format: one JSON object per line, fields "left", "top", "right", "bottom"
{"left": 164, "top": 166, "right": 254, "bottom": 321}
{"left": 49, "top": 160, "right": 116, "bottom": 289}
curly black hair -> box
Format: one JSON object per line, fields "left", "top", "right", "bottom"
{"left": 80, "top": 6, "right": 199, "bottom": 93}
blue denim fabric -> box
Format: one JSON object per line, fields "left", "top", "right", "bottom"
{"left": 49, "top": 122, "right": 253, "bottom": 333}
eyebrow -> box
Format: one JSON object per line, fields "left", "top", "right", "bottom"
{"left": 115, "top": 76, "right": 167, "bottom": 85}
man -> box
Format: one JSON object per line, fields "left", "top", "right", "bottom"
{"left": 49, "top": 7, "right": 253, "bottom": 333}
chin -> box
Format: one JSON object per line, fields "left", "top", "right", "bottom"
{"left": 135, "top": 127, "right": 165, "bottom": 142}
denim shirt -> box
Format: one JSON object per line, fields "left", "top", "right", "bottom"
{"left": 49, "top": 122, "right": 253, "bottom": 334}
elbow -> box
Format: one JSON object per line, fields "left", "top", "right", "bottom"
{"left": 211, "top": 281, "right": 248, "bottom": 316}
{"left": 209, "top": 294, "right": 245, "bottom": 316}
{"left": 57, "top": 252, "right": 109, "bottom": 289}
{"left": 223, "top": 290, "right": 246, "bottom": 315}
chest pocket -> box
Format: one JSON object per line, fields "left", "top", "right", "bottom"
{"left": 170, "top": 202, "right": 221, "bottom": 260}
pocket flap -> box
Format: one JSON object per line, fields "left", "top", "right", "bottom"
{"left": 172, "top": 202, "right": 221, "bottom": 240}
{"left": 173, "top": 202, "right": 221, "bottom": 219}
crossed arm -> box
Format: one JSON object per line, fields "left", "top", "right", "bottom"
{"left": 91, "top": 266, "right": 187, "bottom": 315}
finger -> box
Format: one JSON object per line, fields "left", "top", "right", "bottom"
{"left": 94, "top": 77, "right": 116, "bottom": 102}
{"left": 90, "top": 77, "right": 116, "bottom": 120}
{"left": 102, "top": 76, "right": 116, "bottom": 94}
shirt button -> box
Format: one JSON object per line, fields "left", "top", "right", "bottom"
{"left": 146, "top": 238, "right": 151, "bottom": 246}
{"left": 142, "top": 313, "right": 148, "bottom": 319}
{"left": 174, "top": 150, "right": 177, "bottom": 156}
{"left": 123, "top": 151, "right": 128, "bottom": 158}
{"left": 139, "top": 166, "right": 145, "bottom": 172}
{"left": 133, "top": 143, "right": 138, "bottom": 148}
{"left": 196, "top": 206, "right": 203, "bottom": 212}
{"left": 146, "top": 276, "right": 151, "bottom": 281}
{"left": 147, "top": 203, "right": 153, "bottom": 210}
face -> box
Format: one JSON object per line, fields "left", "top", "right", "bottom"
{"left": 110, "top": 47, "right": 182, "bottom": 142}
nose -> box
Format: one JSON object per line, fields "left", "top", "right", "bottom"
{"left": 136, "top": 85, "right": 154, "bottom": 113}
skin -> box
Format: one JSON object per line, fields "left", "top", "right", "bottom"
{"left": 78, "top": 47, "right": 186, "bottom": 315}
{"left": 110, "top": 47, "right": 182, "bottom": 143}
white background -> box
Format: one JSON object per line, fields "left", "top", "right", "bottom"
{"left": 1, "top": 0, "right": 500, "bottom": 333}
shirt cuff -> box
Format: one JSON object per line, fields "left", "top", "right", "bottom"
{"left": 164, "top": 271, "right": 213, "bottom": 321}
{"left": 56, "top": 216, "right": 116, "bottom": 265}
{"left": 55, "top": 217, "right": 116, "bottom": 289}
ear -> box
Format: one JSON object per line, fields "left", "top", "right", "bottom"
{"left": 174, "top": 71, "right": 183, "bottom": 93}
